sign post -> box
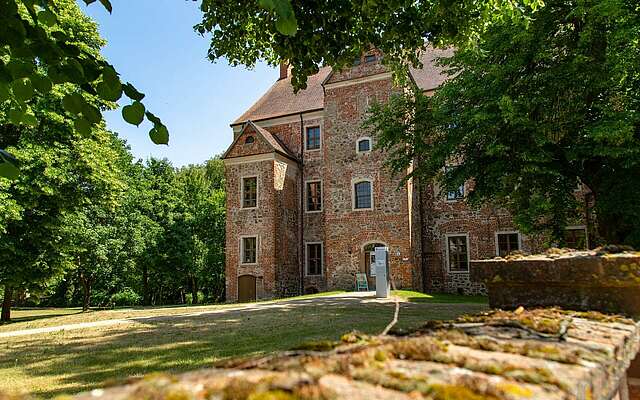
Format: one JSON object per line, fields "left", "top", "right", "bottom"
{"left": 374, "top": 246, "right": 390, "bottom": 298}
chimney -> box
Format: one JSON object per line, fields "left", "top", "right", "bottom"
{"left": 279, "top": 62, "right": 288, "bottom": 80}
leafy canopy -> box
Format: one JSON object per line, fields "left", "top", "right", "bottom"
{"left": 365, "top": 0, "right": 640, "bottom": 246}
{"left": 197, "top": 0, "right": 545, "bottom": 91}
{"left": 0, "top": 0, "right": 170, "bottom": 178}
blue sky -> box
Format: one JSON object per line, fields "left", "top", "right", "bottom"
{"left": 80, "top": 0, "right": 276, "bottom": 167}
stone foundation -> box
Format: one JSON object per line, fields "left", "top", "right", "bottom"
{"left": 470, "top": 247, "right": 640, "bottom": 317}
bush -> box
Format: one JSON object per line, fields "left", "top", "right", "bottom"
{"left": 109, "top": 288, "right": 142, "bottom": 307}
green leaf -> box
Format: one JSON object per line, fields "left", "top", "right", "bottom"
{"left": 122, "top": 83, "right": 145, "bottom": 101}
{"left": 0, "top": 84, "right": 10, "bottom": 103}
{"left": 8, "top": 107, "right": 25, "bottom": 125}
{"left": 82, "top": 103, "right": 101, "bottom": 124}
{"left": 98, "top": 0, "right": 113, "bottom": 13}
{"left": 122, "top": 101, "right": 145, "bottom": 126}
{"left": 62, "top": 93, "right": 85, "bottom": 114}
{"left": 101, "top": 65, "right": 120, "bottom": 90}
{"left": 22, "top": 113, "right": 38, "bottom": 127}
{"left": 11, "top": 78, "right": 34, "bottom": 102}
{"left": 96, "top": 80, "right": 122, "bottom": 102}
{"left": 145, "top": 111, "right": 161, "bottom": 125}
{"left": 0, "top": 149, "right": 20, "bottom": 180}
{"left": 6, "top": 59, "right": 34, "bottom": 80}
{"left": 259, "top": 0, "right": 298, "bottom": 36}
{"left": 149, "top": 124, "right": 169, "bottom": 145}
{"left": 275, "top": 17, "right": 298, "bottom": 37}
{"left": 31, "top": 75, "right": 53, "bottom": 94}
{"left": 37, "top": 10, "right": 57, "bottom": 27}
{"left": 74, "top": 118, "right": 92, "bottom": 137}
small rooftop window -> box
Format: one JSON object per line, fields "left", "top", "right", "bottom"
{"left": 244, "top": 135, "right": 255, "bottom": 144}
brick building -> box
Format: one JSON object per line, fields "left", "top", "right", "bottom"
{"left": 222, "top": 48, "right": 590, "bottom": 302}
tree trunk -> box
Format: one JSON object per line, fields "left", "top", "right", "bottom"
{"left": 142, "top": 264, "right": 150, "bottom": 305}
{"left": 191, "top": 276, "right": 198, "bottom": 305}
{"left": 80, "top": 273, "right": 93, "bottom": 312}
{"left": 1, "top": 286, "right": 13, "bottom": 322}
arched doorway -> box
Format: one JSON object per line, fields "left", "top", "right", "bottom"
{"left": 361, "top": 242, "right": 386, "bottom": 289}
{"left": 238, "top": 275, "right": 256, "bottom": 302}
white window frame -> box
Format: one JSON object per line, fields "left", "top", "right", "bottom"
{"left": 444, "top": 165, "right": 465, "bottom": 202}
{"left": 239, "top": 235, "right": 259, "bottom": 266}
{"left": 356, "top": 136, "right": 372, "bottom": 154}
{"left": 352, "top": 178, "right": 374, "bottom": 211}
{"left": 494, "top": 231, "right": 522, "bottom": 257}
{"left": 240, "top": 175, "right": 259, "bottom": 210}
{"left": 305, "top": 241, "right": 324, "bottom": 276}
{"left": 304, "top": 125, "right": 322, "bottom": 152}
{"left": 305, "top": 179, "right": 323, "bottom": 213}
{"left": 565, "top": 225, "right": 589, "bottom": 249}
{"left": 444, "top": 233, "right": 470, "bottom": 274}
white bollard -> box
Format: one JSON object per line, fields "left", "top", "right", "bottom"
{"left": 375, "top": 247, "right": 390, "bottom": 298}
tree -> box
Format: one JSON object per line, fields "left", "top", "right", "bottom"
{"left": 197, "top": 0, "right": 545, "bottom": 90}
{"left": 0, "top": 0, "right": 169, "bottom": 169}
{"left": 365, "top": 0, "right": 640, "bottom": 247}
{"left": 0, "top": 0, "right": 128, "bottom": 321}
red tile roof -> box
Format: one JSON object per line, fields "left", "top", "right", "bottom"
{"left": 232, "top": 47, "right": 453, "bottom": 126}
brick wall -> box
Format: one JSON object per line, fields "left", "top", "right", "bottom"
{"left": 321, "top": 61, "right": 415, "bottom": 292}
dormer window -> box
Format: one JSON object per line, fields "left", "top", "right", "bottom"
{"left": 356, "top": 137, "right": 372, "bottom": 154}
{"left": 244, "top": 135, "right": 255, "bottom": 144}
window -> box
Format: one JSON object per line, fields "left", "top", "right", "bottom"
{"left": 353, "top": 57, "right": 362, "bottom": 66}
{"left": 445, "top": 166, "right": 464, "bottom": 201}
{"left": 244, "top": 135, "right": 255, "bottom": 144}
{"left": 446, "top": 234, "right": 469, "bottom": 272}
{"left": 496, "top": 232, "right": 520, "bottom": 257}
{"left": 306, "top": 181, "right": 322, "bottom": 212}
{"left": 365, "top": 54, "right": 377, "bottom": 63}
{"left": 353, "top": 180, "right": 373, "bottom": 210}
{"left": 305, "top": 126, "right": 321, "bottom": 151}
{"left": 241, "top": 236, "right": 257, "bottom": 264}
{"left": 565, "top": 226, "right": 588, "bottom": 250}
{"left": 357, "top": 137, "right": 371, "bottom": 153}
{"left": 242, "top": 176, "right": 257, "bottom": 208}
{"left": 306, "top": 243, "right": 323, "bottom": 275}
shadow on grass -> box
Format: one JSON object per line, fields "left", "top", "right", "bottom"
{"left": 0, "top": 295, "right": 488, "bottom": 398}
{"left": 1, "top": 308, "right": 84, "bottom": 325}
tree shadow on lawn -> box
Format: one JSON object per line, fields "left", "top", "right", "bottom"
{"left": 2, "top": 308, "right": 84, "bottom": 325}
{"left": 0, "top": 296, "right": 488, "bottom": 398}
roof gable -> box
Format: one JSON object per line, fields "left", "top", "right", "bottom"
{"left": 223, "top": 121, "right": 298, "bottom": 161}
{"left": 231, "top": 47, "right": 453, "bottom": 126}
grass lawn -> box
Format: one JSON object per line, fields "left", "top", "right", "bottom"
{"left": 0, "top": 291, "right": 487, "bottom": 398}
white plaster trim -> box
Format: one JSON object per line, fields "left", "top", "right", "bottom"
{"left": 240, "top": 174, "right": 259, "bottom": 210}
{"left": 304, "top": 179, "right": 323, "bottom": 213}
{"left": 224, "top": 153, "right": 298, "bottom": 169}
{"left": 239, "top": 235, "right": 259, "bottom": 266}
{"left": 304, "top": 241, "right": 324, "bottom": 276}
{"left": 352, "top": 178, "right": 374, "bottom": 211}
{"left": 494, "top": 231, "right": 522, "bottom": 257}
{"left": 304, "top": 125, "right": 322, "bottom": 152}
{"left": 324, "top": 72, "right": 393, "bottom": 89}
{"left": 444, "top": 233, "right": 470, "bottom": 274}
{"left": 233, "top": 110, "right": 324, "bottom": 130}
{"left": 356, "top": 136, "right": 373, "bottom": 154}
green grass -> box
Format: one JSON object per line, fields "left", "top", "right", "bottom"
{"left": 0, "top": 291, "right": 487, "bottom": 398}
{"left": 0, "top": 291, "right": 347, "bottom": 333}
{"left": 393, "top": 290, "right": 488, "bottom": 304}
